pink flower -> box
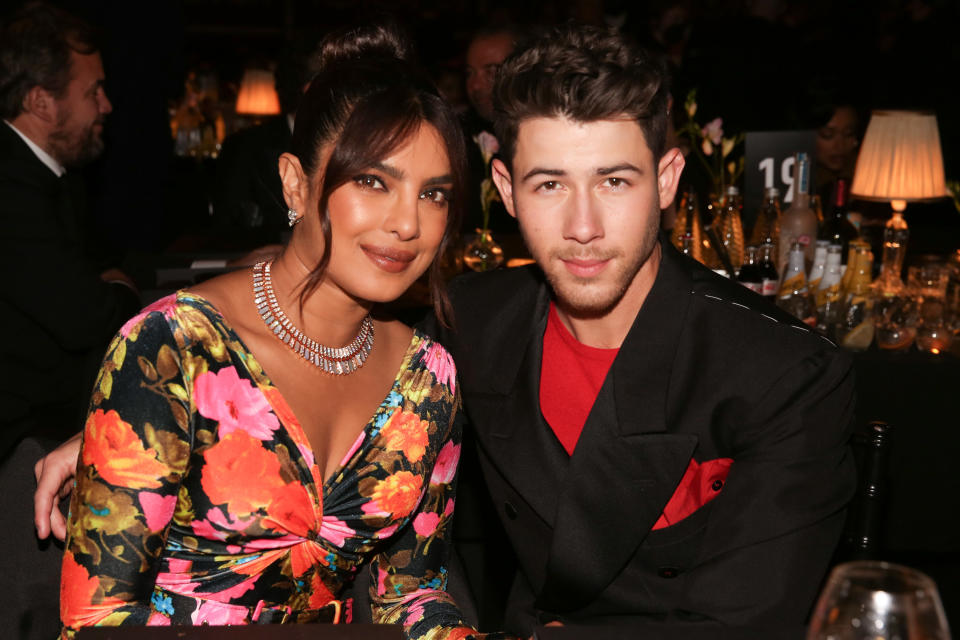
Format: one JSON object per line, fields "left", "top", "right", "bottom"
{"left": 404, "top": 601, "right": 426, "bottom": 626}
{"left": 146, "top": 612, "right": 171, "bottom": 626}
{"left": 138, "top": 492, "right": 177, "bottom": 531}
{"left": 413, "top": 512, "right": 440, "bottom": 537}
{"left": 191, "top": 507, "right": 255, "bottom": 541}
{"left": 191, "top": 600, "right": 249, "bottom": 625}
{"left": 194, "top": 367, "right": 279, "bottom": 440}
{"left": 319, "top": 516, "right": 356, "bottom": 548}
{"left": 444, "top": 498, "right": 455, "bottom": 517}
{"left": 430, "top": 440, "right": 460, "bottom": 486}
{"left": 120, "top": 295, "right": 178, "bottom": 338}
{"left": 701, "top": 117, "right": 723, "bottom": 145}
{"left": 473, "top": 131, "right": 500, "bottom": 164}
{"left": 421, "top": 343, "right": 456, "bottom": 393}
{"left": 338, "top": 430, "right": 366, "bottom": 467}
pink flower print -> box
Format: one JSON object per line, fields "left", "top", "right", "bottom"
{"left": 190, "top": 507, "right": 255, "bottom": 542}
{"left": 138, "top": 492, "right": 177, "bottom": 532}
{"left": 120, "top": 295, "right": 178, "bottom": 338}
{"left": 421, "top": 342, "right": 456, "bottom": 393}
{"left": 190, "top": 600, "right": 249, "bottom": 625}
{"left": 195, "top": 574, "right": 258, "bottom": 603}
{"left": 413, "top": 512, "right": 440, "bottom": 538}
{"left": 319, "top": 515, "right": 356, "bottom": 548}
{"left": 194, "top": 367, "right": 279, "bottom": 440}
{"left": 338, "top": 430, "right": 366, "bottom": 468}
{"left": 444, "top": 498, "right": 455, "bottom": 517}
{"left": 404, "top": 601, "right": 426, "bottom": 626}
{"left": 701, "top": 117, "right": 723, "bottom": 145}
{"left": 430, "top": 440, "right": 460, "bottom": 486}
{"left": 146, "top": 612, "right": 171, "bottom": 626}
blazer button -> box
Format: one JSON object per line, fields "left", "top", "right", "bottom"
{"left": 657, "top": 567, "right": 681, "bottom": 579}
{"left": 711, "top": 479, "right": 724, "bottom": 491}
{"left": 504, "top": 501, "right": 518, "bottom": 520}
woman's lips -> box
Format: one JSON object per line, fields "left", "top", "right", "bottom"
{"left": 361, "top": 245, "right": 416, "bottom": 273}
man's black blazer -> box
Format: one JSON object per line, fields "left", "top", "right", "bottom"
{"left": 428, "top": 240, "right": 856, "bottom": 636}
{"left": 0, "top": 123, "right": 139, "bottom": 457}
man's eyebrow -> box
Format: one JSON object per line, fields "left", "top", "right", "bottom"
{"left": 521, "top": 167, "right": 565, "bottom": 182}
{"left": 370, "top": 161, "right": 404, "bottom": 181}
{"left": 596, "top": 163, "right": 642, "bottom": 176}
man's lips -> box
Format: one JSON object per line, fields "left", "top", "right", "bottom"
{"left": 560, "top": 256, "right": 611, "bottom": 278}
{"left": 361, "top": 245, "right": 416, "bottom": 273}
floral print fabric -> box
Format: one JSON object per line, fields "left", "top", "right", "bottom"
{"left": 60, "top": 291, "right": 480, "bottom": 639}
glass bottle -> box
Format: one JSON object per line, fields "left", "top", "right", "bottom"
{"left": 736, "top": 246, "right": 763, "bottom": 294}
{"left": 758, "top": 242, "right": 779, "bottom": 302}
{"left": 718, "top": 185, "right": 745, "bottom": 270}
{"left": 815, "top": 245, "right": 844, "bottom": 336}
{"left": 875, "top": 209, "right": 909, "bottom": 295}
{"left": 837, "top": 244, "right": 876, "bottom": 350}
{"left": 777, "top": 241, "right": 816, "bottom": 326}
{"left": 818, "top": 179, "right": 859, "bottom": 265}
{"left": 778, "top": 152, "right": 818, "bottom": 274}
{"left": 671, "top": 187, "right": 703, "bottom": 264}
{"left": 807, "top": 240, "right": 830, "bottom": 293}
{"left": 700, "top": 199, "right": 722, "bottom": 271}
{"left": 749, "top": 186, "right": 782, "bottom": 263}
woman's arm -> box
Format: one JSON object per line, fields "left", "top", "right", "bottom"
{"left": 60, "top": 308, "right": 191, "bottom": 638}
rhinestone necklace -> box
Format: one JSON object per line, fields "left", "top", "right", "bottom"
{"left": 252, "top": 261, "right": 374, "bottom": 375}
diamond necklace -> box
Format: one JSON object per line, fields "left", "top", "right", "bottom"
{"left": 252, "top": 261, "right": 374, "bottom": 375}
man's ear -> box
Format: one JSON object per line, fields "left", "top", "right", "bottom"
{"left": 278, "top": 152, "right": 308, "bottom": 213}
{"left": 657, "top": 147, "right": 685, "bottom": 210}
{"left": 22, "top": 86, "right": 57, "bottom": 124}
{"left": 490, "top": 158, "right": 516, "bottom": 218}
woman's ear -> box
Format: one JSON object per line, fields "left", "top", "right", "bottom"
{"left": 278, "top": 152, "right": 308, "bottom": 213}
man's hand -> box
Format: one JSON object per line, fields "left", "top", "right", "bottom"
{"left": 34, "top": 432, "right": 82, "bottom": 541}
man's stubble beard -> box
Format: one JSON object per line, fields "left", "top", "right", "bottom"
{"left": 48, "top": 116, "right": 105, "bottom": 168}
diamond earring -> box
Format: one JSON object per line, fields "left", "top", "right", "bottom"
{"left": 287, "top": 208, "right": 301, "bottom": 227}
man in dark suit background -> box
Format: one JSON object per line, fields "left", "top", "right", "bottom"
{"left": 0, "top": 4, "right": 138, "bottom": 638}
{"left": 430, "top": 24, "right": 856, "bottom": 636}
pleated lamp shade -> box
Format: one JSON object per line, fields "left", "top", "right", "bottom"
{"left": 235, "top": 69, "right": 281, "bottom": 116}
{"left": 851, "top": 110, "right": 949, "bottom": 206}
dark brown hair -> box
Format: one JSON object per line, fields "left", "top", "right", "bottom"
{"left": 290, "top": 24, "right": 466, "bottom": 326}
{"left": 0, "top": 2, "right": 99, "bottom": 120}
{"left": 492, "top": 24, "right": 671, "bottom": 168}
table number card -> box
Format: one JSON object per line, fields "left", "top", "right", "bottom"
{"left": 743, "top": 130, "right": 817, "bottom": 232}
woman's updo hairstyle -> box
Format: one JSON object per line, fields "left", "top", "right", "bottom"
{"left": 291, "top": 23, "right": 466, "bottom": 326}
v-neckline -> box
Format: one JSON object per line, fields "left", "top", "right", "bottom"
{"left": 177, "top": 290, "right": 419, "bottom": 495}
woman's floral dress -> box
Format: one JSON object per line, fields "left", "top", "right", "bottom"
{"left": 60, "top": 291, "right": 483, "bottom": 640}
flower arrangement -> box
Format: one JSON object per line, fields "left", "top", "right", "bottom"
{"left": 473, "top": 131, "right": 502, "bottom": 233}
{"left": 677, "top": 89, "right": 744, "bottom": 200}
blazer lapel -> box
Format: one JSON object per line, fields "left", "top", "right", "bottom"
{"left": 537, "top": 241, "right": 700, "bottom": 612}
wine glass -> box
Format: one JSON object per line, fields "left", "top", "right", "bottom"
{"left": 808, "top": 561, "right": 951, "bottom": 639}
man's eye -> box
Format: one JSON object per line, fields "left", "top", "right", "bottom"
{"left": 605, "top": 177, "right": 629, "bottom": 189}
{"left": 354, "top": 175, "right": 385, "bottom": 190}
{"left": 420, "top": 188, "right": 450, "bottom": 206}
{"left": 539, "top": 181, "right": 559, "bottom": 192}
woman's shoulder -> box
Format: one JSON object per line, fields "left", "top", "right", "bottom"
{"left": 116, "top": 290, "right": 228, "bottom": 346}
{"left": 406, "top": 325, "right": 458, "bottom": 397}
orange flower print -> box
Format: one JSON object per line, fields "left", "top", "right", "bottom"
{"left": 380, "top": 409, "right": 430, "bottom": 463}
{"left": 263, "top": 481, "right": 315, "bottom": 536}
{"left": 364, "top": 471, "right": 423, "bottom": 519}
{"left": 200, "top": 431, "right": 285, "bottom": 515}
{"left": 60, "top": 551, "right": 124, "bottom": 628}
{"left": 83, "top": 409, "right": 167, "bottom": 489}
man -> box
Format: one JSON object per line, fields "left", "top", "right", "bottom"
{"left": 461, "top": 25, "right": 519, "bottom": 235}
{"left": 431, "top": 24, "right": 856, "bottom": 635}
{"left": 1, "top": 5, "right": 135, "bottom": 638}
{"left": 35, "top": 23, "right": 856, "bottom": 637}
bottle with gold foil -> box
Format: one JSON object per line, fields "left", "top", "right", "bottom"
{"left": 719, "top": 185, "right": 745, "bottom": 270}
{"left": 777, "top": 241, "right": 816, "bottom": 326}
{"left": 671, "top": 187, "right": 703, "bottom": 264}
{"left": 837, "top": 244, "right": 876, "bottom": 350}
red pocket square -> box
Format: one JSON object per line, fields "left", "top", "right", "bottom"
{"left": 652, "top": 457, "right": 733, "bottom": 530}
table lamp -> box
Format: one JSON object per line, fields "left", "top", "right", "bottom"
{"left": 850, "top": 110, "right": 949, "bottom": 294}
{"left": 235, "top": 69, "right": 281, "bottom": 120}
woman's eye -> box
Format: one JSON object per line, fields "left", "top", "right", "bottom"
{"left": 420, "top": 188, "right": 450, "bottom": 206}
{"left": 354, "top": 174, "right": 385, "bottom": 190}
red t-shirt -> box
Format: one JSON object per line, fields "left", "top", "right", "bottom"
{"left": 539, "top": 303, "right": 619, "bottom": 455}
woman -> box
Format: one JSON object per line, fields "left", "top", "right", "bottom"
{"left": 60, "top": 25, "right": 496, "bottom": 640}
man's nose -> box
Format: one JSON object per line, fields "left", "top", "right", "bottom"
{"left": 562, "top": 191, "right": 603, "bottom": 244}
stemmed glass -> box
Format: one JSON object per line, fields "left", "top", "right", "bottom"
{"left": 808, "top": 561, "right": 951, "bottom": 639}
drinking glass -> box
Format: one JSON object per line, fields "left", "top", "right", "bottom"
{"left": 807, "top": 561, "right": 951, "bottom": 639}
